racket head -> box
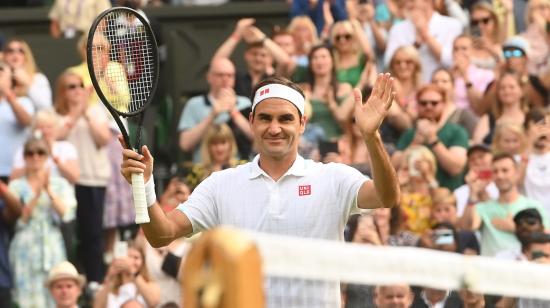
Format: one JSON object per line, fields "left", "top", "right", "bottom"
{"left": 87, "top": 7, "right": 159, "bottom": 118}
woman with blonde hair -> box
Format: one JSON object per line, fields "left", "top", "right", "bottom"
{"left": 3, "top": 38, "right": 52, "bottom": 110}
{"left": 287, "top": 16, "right": 319, "bottom": 65}
{"left": 520, "top": 0, "right": 550, "bottom": 75}
{"left": 389, "top": 46, "right": 422, "bottom": 118}
{"left": 330, "top": 20, "right": 375, "bottom": 88}
{"left": 491, "top": 121, "right": 528, "bottom": 160}
{"left": 469, "top": 2, "right": 506, "bottom": 70}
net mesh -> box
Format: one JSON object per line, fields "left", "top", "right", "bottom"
{"left": 91, "top": 9, "right": 155, "bottom": 114}
{"left": 241, "top": 231, "right": 550, "bottom": 308}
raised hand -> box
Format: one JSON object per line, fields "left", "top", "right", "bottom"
{"left": 233, "top": 18, "right": 255, "bottom": 40}
{"left": 119, "top": 135, "right": 154, "bottom": 184}
{"left": 353, "top": 73, "right": 395, "bottom": 137}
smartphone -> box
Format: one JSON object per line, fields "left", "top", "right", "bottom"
{"left": 408, "top": 149, "right": 422, "bottom": 177}
{"left": 433, "top": 229, "right": 454, "bottom": 245}
{"left": 319, "top": 141, "right": 339, "bottom": 159}
{"left": 114, "top": 241, "right": 128, "bottom": 259}
{"left": 477, "top": 169, "right": 492, "bottom": 181}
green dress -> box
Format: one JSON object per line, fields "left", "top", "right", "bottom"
{"left": 336, "top": 53, "right": 366, "bottom": 87}
{"left": 309, "top": 91, "right": 351, "bottom": 141}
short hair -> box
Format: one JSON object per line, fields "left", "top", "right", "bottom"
{"left": 524, "top": 108, "right": 549, "bottom": 130}
{"left": 416, "top": 83, "right": 447, "bottom": 103}
{"left": 245, "top": 41, "right": 265, "bottom": 51}
{"left": 492, "top": 121, "right": 527, "bottom": 155}
{"left": 492, "top": 152, "right": 517, "bottom": 166}
{"left": 251, "top": 76, "right": 305, "bottom": 117}
{"left": 431, "top": 187, "right": 456, "bottom": 207}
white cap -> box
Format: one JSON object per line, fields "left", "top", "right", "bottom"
{"left": 45, "top": 261, "right": 86, "bottom": 288}
{"left": 252, "top": 83, "right": 305, "bottom": 115}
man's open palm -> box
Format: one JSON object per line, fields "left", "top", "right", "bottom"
{"left": 353, "top": 73, "right": 395, "bottom": 137}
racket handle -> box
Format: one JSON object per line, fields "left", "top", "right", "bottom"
{"left": 132, "top": 173, "right": 150, "bottom": 224}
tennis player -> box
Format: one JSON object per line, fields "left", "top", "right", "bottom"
{"left": 120, "top": 73, "right": 400, "bottom": 305}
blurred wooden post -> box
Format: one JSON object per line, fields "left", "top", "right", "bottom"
{"left": 181, "top": 227, "right": 264, "bottom": 308}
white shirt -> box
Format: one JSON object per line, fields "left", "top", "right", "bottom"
{"left": 524, "top": 152, "right": 550, "bottom": 216}
{"left": 177, "top": 155, "right": 369, "bottom": 307}
{"left": 384, "top": 12, "right": 463, "bottom": 82}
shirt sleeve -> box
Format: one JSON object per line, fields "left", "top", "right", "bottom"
{"left": 396, "top": 129, "right": 415, "bottom": 150}
{"left": 330, "top": 163, "right": 370, "bottom": 219}
{"left": 447, "top": 125, "right": 469, "bottom": 148}
{"left": 177, "top": 97, "right": 201, "bottom": 131}
{"left": 176, "top": 172, "right": 220, "bottom": 235}
{"left": 27, "top": 73, "right": 53, "bottom": 110}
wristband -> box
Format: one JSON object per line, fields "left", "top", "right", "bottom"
{"left": 144, "top": 176, "right": 157, "bottom": 208}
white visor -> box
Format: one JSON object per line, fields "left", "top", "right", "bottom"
{"left": 252, "top": 84, "right": 305, "bottom": 115}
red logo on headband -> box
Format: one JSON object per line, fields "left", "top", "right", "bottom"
{"left": 260, "top": 88, "right": 270, "bottom": 96}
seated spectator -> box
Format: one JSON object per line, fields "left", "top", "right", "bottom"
{"left": 346, "top": 213, "right": 382, "bottom": 245}
{"left": 48, "top": 0, "right": 111, "bottom": 39}
{"left": 384, "top": 0, "right": 462, "bottom": 82}
{"left": 468, "top": 2, "right": 505, "bottom": 71}
{"left": 449, "top": 35, "right": 494, "bottom": 115}
{"left": 0, "top": 60, "right": 34, "bottom": 182}
{"left": 185, "top": 123, "right": 246, "bottom": 190}
{"left": 472, "top": 71, "right": 527, "bottom": 145}
{"left": 389, "top": 46, "right": 423, "bottom": 119}
{"left": 462, "top": 153, "right": 550, "bottom": 256}
{"left": 9, "top": 137, "right": 75, "bottom": 307}
{"left": 496, "top": 208, "right": 545, "bottom": 260}
{"left": 431, "top": 68, "right": 478, "bottom": 138}
{"left": 373, "top": 206, "right": 419, "bottom": 247}
{"left": 178, "top": 57, "right": 253, "bottom": 162}
{"left": 330, "top": 20, "right": 375, "bottom": 88}
{"left": 302, "top": 44, "right": 355, "bottom": 141}
{"left": 453, "top": 144, "right": 499, "bottom": 218}
{"left": 93, "top": 241, "right": 160, "bottom": 308}
{"left": 491, "top": 121, "right": 527, "bottom": 160}
{"left": 393, "top": 84, "right": 468, "bottom": 190}
{"left": 458, "top": 289, "right": 485, "bottom": 308}
{"left": 515, "top": 231, "right": 550, "bottom": 306}
{"left": 520, "top": 0, "right": 550, "bottom": 75}
{"left": 3, "top": 38, "right": 52, "bottom": 110}
{"left": 374, "top": 284, "right": 414, "bottom": 308}
{"left": 159, "top": 176, "right": 191, "bottom": 213}
{"left": 46, "top": 261, "right": 85, "bottom": 308}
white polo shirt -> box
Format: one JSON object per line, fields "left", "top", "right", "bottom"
{"left": 178, "top": 154, "right": 369, "bottom": 241}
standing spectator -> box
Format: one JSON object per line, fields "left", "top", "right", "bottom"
{"left": 46, "top": 261, "right": 86, "bottom": 308}
{"left": 491, "top": 121, "right": 527, "bottom": 159}
{"left": 472, "top": 71, "right": 527, "bottom": 145}
{"left": 0, "top": 180, "right": 21, "bottom": 307}
{"left": 520, "top": 0, "right": 550, "bottom": 75}
{"left": 3, "top": 39, "right": 52, "bottom": 111}
{"left": 394, "top": 84, "right": 469, "bottom": 190}
{"left": 48, "top": 0, "right": 111, "bottom": 39}
{"left": 431, "top": 68, "right": 478, "bottom": 138}
{"left": 351, "top": 0, "right": 389, "bottom": 73}
{"left": 0, "top": 61, "right": 34, "bottom": 183}
{"left": 177, "top": 57, "right": 253, "bottom": 162}
{"left": 287, "top": 16, "right": 319, "bottom": 71}
{"left": 495, "top": 208, "right": 545, "bottom": 260}
{"left": 330, "top": 20, "right": 375, "bottom": 88}
{"left": 67, "top": 35, "right": 100, "bottom": 106}
{"left": 469, "top": 2, "right": 505, "bottom": 71}
{"left": 450, "top": 35, "right": 494, "bottom": 115}
{"left": 9, "top": 137, "right": 75, "bottom": 307}
{"left": 384, "top": 0, "right": 463, "bottom": 81}
{"left": 54, "top": 70, "right": 112, "bottom": 285}
{"left": 389, "top": 46, "right": 423, "bottom": 119}
{"left": 303, "top": 44, "right": 355, "bottom": 141}
{"left": 462, "top": 153, "right": 550, "bottom": 256}
{"left": 290, "top": 0, "right": 348, "bottom": 38}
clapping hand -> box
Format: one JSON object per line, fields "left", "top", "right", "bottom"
{"left": 353, "top": 73, "right": 394, "bottom": 137}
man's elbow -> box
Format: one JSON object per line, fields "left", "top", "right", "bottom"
{"left": 179, "top": 133, "right": 193, "bottom": 152}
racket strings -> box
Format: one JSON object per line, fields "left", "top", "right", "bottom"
{"left": 91, "top": 10, "right": 156, "bottom": 115}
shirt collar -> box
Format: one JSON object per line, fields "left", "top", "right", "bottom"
{"left": 248, "top": 154, "right": 307, "bottom": 180}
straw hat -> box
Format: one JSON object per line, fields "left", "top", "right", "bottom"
{"left": 45, "top": 261, "right": 86, "bottom": 288}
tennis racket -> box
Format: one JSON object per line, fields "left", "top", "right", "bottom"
{"left": 87, "top": 7, "right": 159, "bottom": 224}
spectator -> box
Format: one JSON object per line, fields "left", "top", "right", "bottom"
{"left": 454, "top": 144, "right": 499, "bottom": 218}
{"left": 431, "top": 68, "right": 478, "bottom": 138}
{"left": 374, "top": 284, "right": 414, "bottom": 308}
{"left": 515, "top": 231, "right": 550, "bottom": 307}
{"left": 67, "top": 35, "right": 101, "bottom": 106}
{"left": 9, "top": 137, "right": 75, "bottom": 307}
{"left": 449, "top": 35, "right": 494, "bottom": 115}
{"left": 472, "top": 71, "right": 527, "bottom": 145}
{"left": 93, "top": 241, "right": 160, "bottom": 308}
{"left": 271, "top": 28, "right": 306, "bottom": 83}
{"left": 302, "top": 44, "right": 355, "bottom": 141}
{"left": 158, "top": 176, "right": 190, "bottom": 213}
{"left": 290, "top": 0, "right": 348, "bottom": 38}
{"left": 346, "top": 213, "right": 383, "bottom": 245}
{"left": 48, "top": 0, "right": 111, "bottom": 39}
{"left": 373, "top": 206, "right": 420, "bottom": 247}
{"left": 0, "top": 180, "right": 21, "bottom": 307}
{"left": 520, "top": 0, "right": 550, "bottom": 75}
{"left": 287, "top": 16, "right": 319, "bottom": 70}
{"left": 496, "top": 208, "right": 545, "bottom": 260}
{"left": 185, "top": 123, "right": 246, "bottom": 190}
{"left": 46, "top": 261, "right": 86, "bottom": 308}
{"left": 0, "top": 60, "right": 34, "bottom": 183}
{"left": 384, "top": 0, "right": 463, "bottom": 81}
{"left": 462, "top": 153, "right": 549, "bottom": 256}
{"left": 458, "top": 289, "right": 485, "bottom": 308}
{"left": 177, "top": 57, "right": 253, "bottom": 162}
{"left": 330, "top": 20, "right": 375, "bottom": 88}
{"left": 394, "top": 84, "right": 469, "bottom": 190}
{"left": 3, "top": 38, "right": 52, "bottom": 110}
{"left": 389, "top": 46, "right": 422, "bottom": 119}
{"left": 54, "top": 70, "right": 112, "bottom": 285}
{"left": 468, "top": 2, "right": 505, "bottom": 71}
{"left": 491, "top": 121, "right": 527, "bottom": 159}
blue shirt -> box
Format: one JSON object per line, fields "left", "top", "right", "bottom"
{"left": 0, "top": 97, "right": 34, "bottom": 176}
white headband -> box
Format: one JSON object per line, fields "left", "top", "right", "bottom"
{"left": 252, "top": 84, "right": 305, "bottom": 115}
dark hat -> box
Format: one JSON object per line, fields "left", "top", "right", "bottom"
{"left": 513, "top": 208, "right": 543, "bottom": 225}
{"left": 467, "top": 144, "right": 491, "bottom": 157}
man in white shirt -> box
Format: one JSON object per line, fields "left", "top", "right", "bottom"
{"left": 384, "top": 0, "right": 463, "bottom": 82}
{"left": 121, "top": 74, "right": 400, "bottom": 306}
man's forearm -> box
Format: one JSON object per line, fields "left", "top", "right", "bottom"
{"left": 179, "top": 112, "right": 215, "bottom": 152}
{"left": 364, "top": 132, "right": 400, "bottom": 207}
{"left": 141, "top": 203, "right": 186, "bottom": 248}
{"left": 431, "top": 143, "right": 466, "bottom": 176}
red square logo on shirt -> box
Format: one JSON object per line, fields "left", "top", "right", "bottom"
{"left": 298, "top": 185, "right": 311, "bottom": 196}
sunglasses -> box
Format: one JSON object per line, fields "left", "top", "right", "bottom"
{"left": 334, "top": 34, "right": 352, "bottom": 42}
{"left": 5, "top": 47, "right": 24, "bottom": 54}
{"left": 24, "top": 149, "right": 47, "bottom": 157}
{"left": 470, "top": 17, "right": 492, "bottom": 27}
{"left": 393, "top": 59, "right": 414, "bottom": 66}
{"left": 66, "top": 83, "right": 85, "bottom": 90}
{"left": 418, "top": 100, "right": 441, "bottom": 107}
{"left": 503, "top": 48, "right": 525, "bottom": 59}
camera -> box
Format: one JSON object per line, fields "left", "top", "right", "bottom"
{"left": 433, "top": 229, "right": 454, "bottom": 245}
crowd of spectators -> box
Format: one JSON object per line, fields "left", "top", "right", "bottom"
{"left": 0, "top": 0, "right": 549, "bottom": 307}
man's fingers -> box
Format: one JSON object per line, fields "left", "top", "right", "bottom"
{"left": 122, "top": 159, "right": 147, "bottom": 171}
{"left": 118, "top": 134, "right": 128, "bottom": 149}
{"left": 122, "top": 148, "right": 142, "bottom": 161}
{"left": 382, "top": 75, "right": 393, "bottom": 101}
{"left": 353, "top": 88, "right": 363, "bottom": 107}
{"left": 141, "top": 145, "right": 154, "bottom": 164}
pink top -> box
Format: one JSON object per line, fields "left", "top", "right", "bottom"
{"left": 454, "top": 65, "right": 494, "bottom": 110}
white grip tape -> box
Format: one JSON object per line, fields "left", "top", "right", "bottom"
{"left": 132, "top": 173, "right": 150, "bottom": 224}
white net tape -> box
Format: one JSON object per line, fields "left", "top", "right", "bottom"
{"left": 244, "top": 231, "right": 550, "bottom": 305}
